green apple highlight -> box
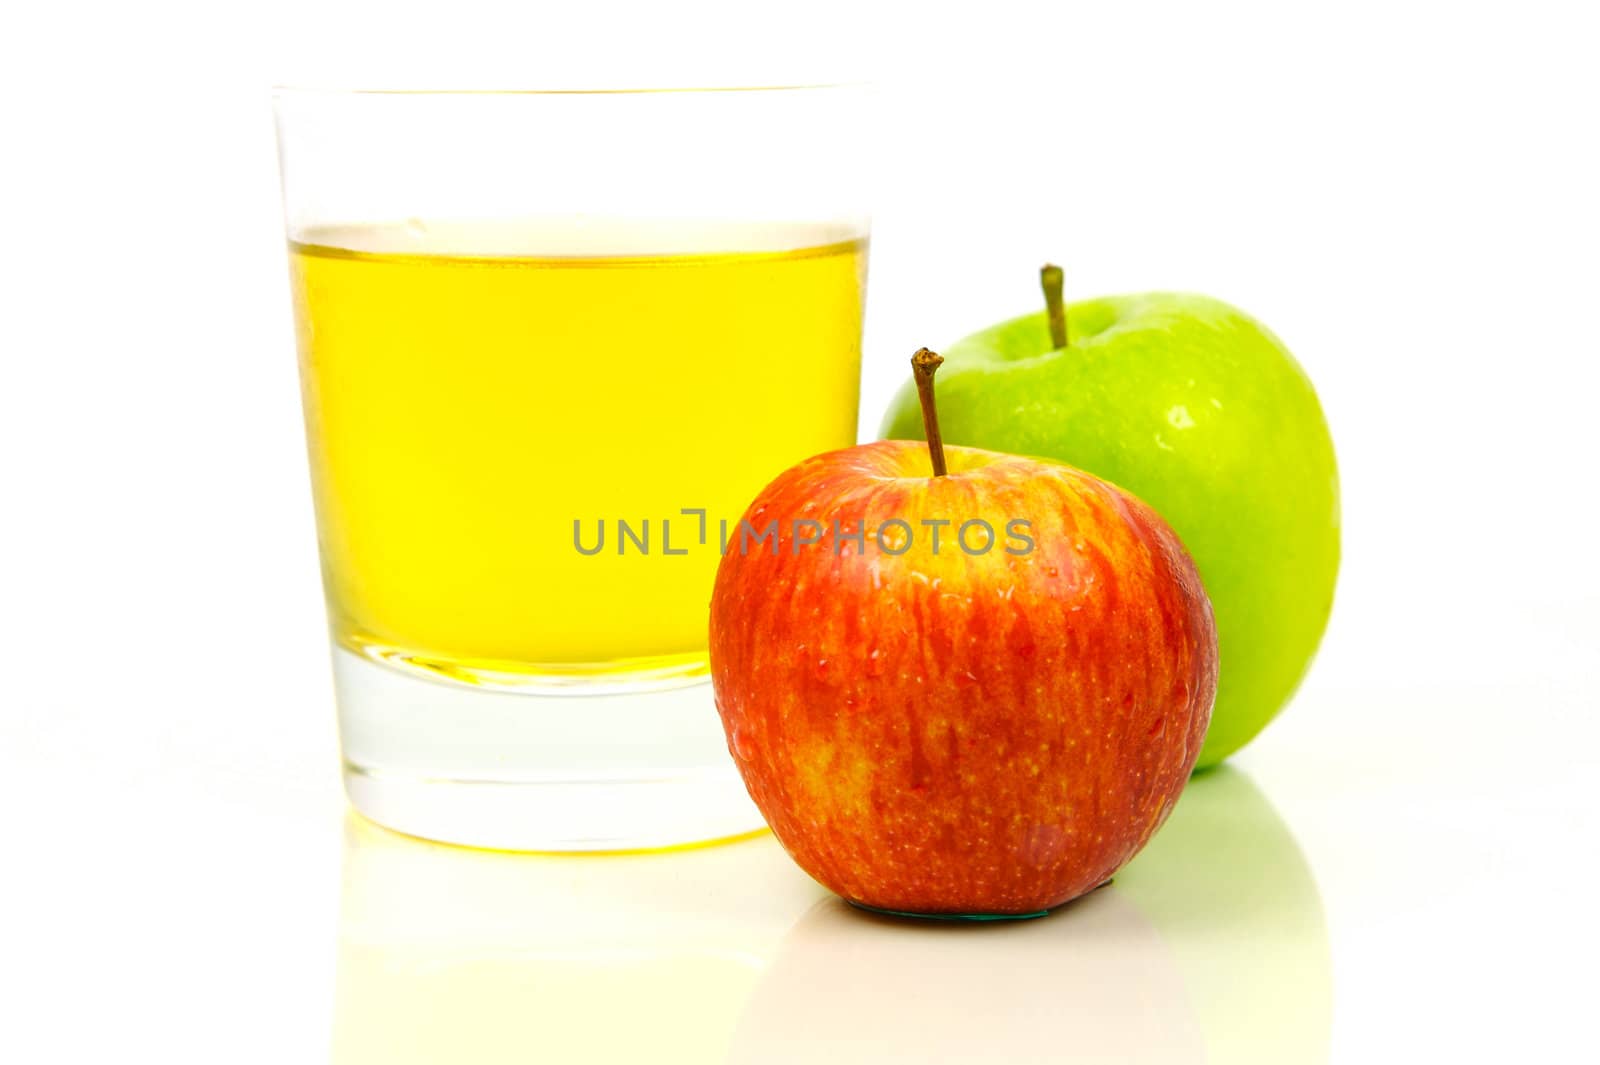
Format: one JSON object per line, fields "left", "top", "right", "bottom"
{"left": 881, "top": 280, "right": 1338, "bottom": 766}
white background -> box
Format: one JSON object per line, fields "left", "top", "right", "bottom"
{"left": 2, "top": 2, "right": 1597, "bottom": 1062}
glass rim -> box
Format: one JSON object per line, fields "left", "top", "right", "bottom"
{"left": 270, "top": 81, "right": 871, "bottom": 98}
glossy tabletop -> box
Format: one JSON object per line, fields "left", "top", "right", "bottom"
{"left": 6, "top": 600, "right": 1594, "bottom": 1063}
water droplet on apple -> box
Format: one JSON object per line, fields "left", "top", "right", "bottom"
{"left": 730, "top": 725, "right": 755, "bottom": 761}
{"left": 865, "top": 647, "right": 885, "bottom": 676}
{"left": 1046, "top": 566, "right": 1059, "bottom": 578}
{"left": 813, "top": 657, "right": 831, "bottom": 681}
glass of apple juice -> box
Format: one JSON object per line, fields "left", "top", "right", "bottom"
{"left": 274, "top": 86, "right": 871, "bottom": 850}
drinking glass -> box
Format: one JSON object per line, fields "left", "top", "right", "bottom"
{"left": 274, "top": 86, "right": 871, "bottom": 850}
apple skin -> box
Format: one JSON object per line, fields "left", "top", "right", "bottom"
{"left": 881, "top": 295, "right": 1338, "bottom": 767}
{"left": 708, "top": 439, "right": 1218, "bottom": 916}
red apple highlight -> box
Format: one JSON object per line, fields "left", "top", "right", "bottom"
{"left": 708, "top": 349, "right": 1219, "bottom": 916}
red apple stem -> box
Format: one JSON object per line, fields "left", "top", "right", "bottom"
{"left": 911, "top": 347, "right": 949, "bottom": 477}
{"left": 1041, "top": 263, "right": 1069, "bottom": 349}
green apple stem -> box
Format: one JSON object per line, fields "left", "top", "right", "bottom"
{"left": 911, "top": 347, "right": 949, "bottom": 477}
{"left": 1041, "top": 263, "right": 1069, "bottom": 349}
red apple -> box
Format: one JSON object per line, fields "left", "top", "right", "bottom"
{"left": 708, "top": 349, "right": 1218, "bottom": 916}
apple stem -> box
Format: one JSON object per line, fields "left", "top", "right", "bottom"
{"left": 1041, "top": 263, "right": 1069, "bottom": 349}
{"left": 911, "top": 347, "right": 949, "bottom": 477}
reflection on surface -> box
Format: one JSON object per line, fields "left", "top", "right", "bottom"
{"left": 729, "top": 767, "right": 1330, "bottom": 1065}
{"left": 729, "top": 888, "right": 1206, "bottom": 1064}
{"left": 331, "top": 767, "right": 1327, "bottom": 1064}
{"left": 1117, "top": 766, "right": 1332, "bottom": 1064}
{"left": 330, "top": 819, "right": 815, "bottom": 1064}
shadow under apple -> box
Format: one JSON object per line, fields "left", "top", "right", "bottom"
{"left": 727, "top": 888, "right": 1204, "bottom": 1065}
{"left": 726, "top": 766, "right": 1329, "bottom": 1065}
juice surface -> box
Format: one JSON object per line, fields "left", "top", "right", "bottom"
{"left": 289, "top": 220, "right": 866, "bottom": 677}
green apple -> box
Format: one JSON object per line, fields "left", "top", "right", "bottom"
{"left": 880, "top": 277, "right": 1338, "bottom": 767}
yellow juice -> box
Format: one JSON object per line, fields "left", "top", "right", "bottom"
{"left": 289, "top": 221, "right": 866, "bottom": 683}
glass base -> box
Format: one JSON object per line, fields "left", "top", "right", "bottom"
{"left": 332, "top": 647, "right": 764, "bottom": 851}
{"left": 347, "top": 632, "right": 713, "bottom": 695}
